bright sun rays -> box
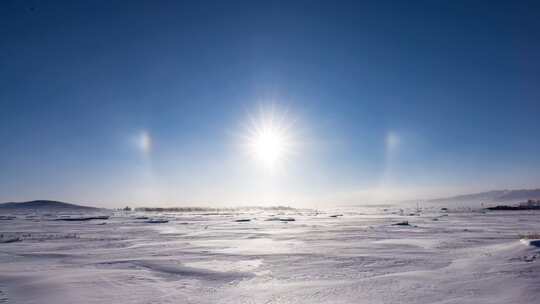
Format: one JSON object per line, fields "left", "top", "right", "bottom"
{"left": 244, "top": 107, "right": 296, "bottom": 169}
{"left": 251, "top": 122, "right": 288, "bottom": 166}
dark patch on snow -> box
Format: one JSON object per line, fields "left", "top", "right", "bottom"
{"left": 0, "top": 289, "right": 8, "bottom": 303}
{"left": 55, "top": 216, "right": 110, "bottom": 221}
{"left": 279, "top": 218, "right": 295, "bottom": 222}
{"left": 265, "top": 217, "right": 295, "bottom": 222}
{"left": 393, "top": 221, "right": 411, "bottom": 226}
{"left": 145, "top": 219, "right": 169, "bottom": 224}
{"left": 528, "top": 240, "right": 540, "bottom": 248}
{"left": 0, "top": 237, "right": 21, "bottom": 244}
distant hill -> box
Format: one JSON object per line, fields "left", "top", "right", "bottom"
{"left": 0, "top": 200, "right": 98, "bottom": 211}
{"left": 427, "top": 189, "right": 540, "bottom": 205}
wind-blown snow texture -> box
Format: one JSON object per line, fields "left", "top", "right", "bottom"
{"left": 0, "top": 206, "right": 539, "bottom": 304}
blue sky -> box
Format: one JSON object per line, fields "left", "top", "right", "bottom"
{"left": 1, "top": 1, "right": 540, "bottom": 207}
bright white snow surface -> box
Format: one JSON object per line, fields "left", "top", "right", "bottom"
{"left": 0, "top": 206, "right": 539, "bottom": 304}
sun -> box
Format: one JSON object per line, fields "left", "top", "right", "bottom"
{"left": 244, "top": 108, "right": 295, "bottom": 169}
{"left": 251, "top": 125, "right": 287, "bottom": 166}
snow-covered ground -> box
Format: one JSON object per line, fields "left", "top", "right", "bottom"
{"left": 0, "top": 206, "right": 539, "bottom": 304}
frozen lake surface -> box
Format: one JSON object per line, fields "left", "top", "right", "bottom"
{"left": 1, "top": 206, "right": 539, "bottom": 303}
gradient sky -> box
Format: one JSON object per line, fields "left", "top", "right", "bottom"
{"left": 2, "top": 1, "right": 540, "bottom": 207}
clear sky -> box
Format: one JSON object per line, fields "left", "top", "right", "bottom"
{"left": 2, "top": 1, "right": 540, "bottom": 207}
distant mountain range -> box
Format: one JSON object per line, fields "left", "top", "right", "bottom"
{"left": 0, "top": 200, "right": 98, "bottom": 210}
{"left": 427, "top": 189, "right": 540, "bottom": 205}
{"left": 3, "top": 190, "right": 540, "bottom": 210}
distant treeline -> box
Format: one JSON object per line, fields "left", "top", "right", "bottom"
{"left": 133, "top": 206, "right": 296, "bottom": 212}
{"left": 487, "top": 199, "right": 540, "bottom": 211}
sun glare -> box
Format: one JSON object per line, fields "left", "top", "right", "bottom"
{"left": 252, "top": 125, "right": 286, "bottom": 166}
{"left": 245, "top": 108, "right": 295, "bottom": 169}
